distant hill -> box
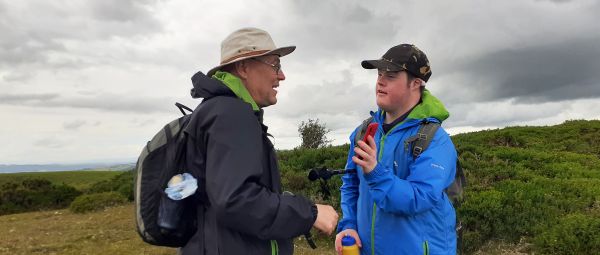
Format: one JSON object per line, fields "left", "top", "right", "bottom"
{"left": 0, "top": 163, "right": 135, "bottom": 173}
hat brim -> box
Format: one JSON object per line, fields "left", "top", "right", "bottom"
{"left": 207, "top": 46, "right": 296, "bottom": 77}
{"left": 361, "top": 59, "right": 404, "bottom": 72}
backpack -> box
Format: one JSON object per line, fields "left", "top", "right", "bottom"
{"left": 134, "top": 102, "right": 198, "bottom": 247}
{"left": 355, "top": 117, "right": 467, "bottom": 253}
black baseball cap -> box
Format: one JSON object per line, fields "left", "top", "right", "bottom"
{"left": 361, "top": 44, "right": 432, "bottom": 82}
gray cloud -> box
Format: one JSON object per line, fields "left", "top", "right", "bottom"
{"left": 276, "top": 70, "right": 373, "bottom": 116}
{"left": 63, "top": 120, "right": 87, "bottom": 131}
{"left": 280, "top": 1, "right": 398, "bottom": 60}
{"left": 0, "top": 93, "right": 59, "bottom": 102}
{"left": 535, "top": 0, "right": 573, "bottom": 3}
{"left": 33, "top": 137, "right": 68, "bottom": 149}
{"left": 445, "top": 100, "right": 565, "bottom": 127}
{"left": 0, "top": 1, "right": 163, "bottom": 71}
{"left": 89, "top": 0, "right": 158, "bottom": 23}
{"left": 132, "top": 118, "right": 157, "bottom": 127}
{"left": 345, "top": 5, "right": 373, "bottom": 23}
{"left": 3, "top": 0, "right": 600, "bottom": 164}
{"left": 440, "top": 36, "right": 600, "bottom": 104}
{"left": 0, "top": 92, "right": 176, "bottom": 114}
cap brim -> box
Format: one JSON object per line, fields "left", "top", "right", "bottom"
{"left": 207, "top": 46, "right": 296, "bottom": 77}
{"left": 361, "top": 59, "right": 403, "bottom": 72}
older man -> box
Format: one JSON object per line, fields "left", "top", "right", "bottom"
{"left": 181, "top": 27, "right": 338, "bottom": 255}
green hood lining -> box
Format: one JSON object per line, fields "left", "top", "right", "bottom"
{"left": 212, "top": 71, "right": 259, "bottom": 111}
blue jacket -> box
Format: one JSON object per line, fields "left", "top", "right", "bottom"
{"left": 338, "top": 91, "right": 457, "bottom": 255}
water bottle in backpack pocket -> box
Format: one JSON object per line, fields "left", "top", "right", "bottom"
{"left": 157, "top": 173, "right": 198, "bottom": 231}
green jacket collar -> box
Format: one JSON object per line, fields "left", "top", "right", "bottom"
{"left": 212, "top": 71, "right": 260, "bottom": 111}
{"left": 407, "top": 89, "right": 450, "bottom": 122}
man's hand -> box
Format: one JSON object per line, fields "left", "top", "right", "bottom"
{"left": 352, "top": 135, "right": 378, "bottom": 173}
{"left": 335, "top": 229, "right": 362, "bottom": 255}
{"left": 313, "top": 204, "right": 339, "bottom": 235}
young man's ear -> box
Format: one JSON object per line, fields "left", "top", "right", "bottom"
{"left": 411, "top": 78, "right": 422, "bottom": 89}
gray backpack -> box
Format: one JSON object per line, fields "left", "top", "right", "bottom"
{"left": 134, "top": 102, "right": 197, "bottom": 247}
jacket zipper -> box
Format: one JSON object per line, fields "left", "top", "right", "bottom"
{"left": 422, "top": 240, "right": 429, "bottom": 255}
{"left": 271, "top": 240, "right": 278, "bottom": 255}
{"left": 371, "top": 129, "right": 387, "bottom": 255}
{"left": 371, "top": 202, "right": 377, "bottom": 255}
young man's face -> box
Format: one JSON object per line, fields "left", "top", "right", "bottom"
{"left": 244, "top": 55, "right": 285, "bottom": 107}
{"left": 375, "top": 70, "right": 418, "bottom": 113}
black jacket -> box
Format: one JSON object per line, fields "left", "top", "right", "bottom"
{"left": 180, "top": 72, "right": 316, "bottom": 255}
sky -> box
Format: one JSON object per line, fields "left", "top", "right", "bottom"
{"left": 1, "top": 0, "right": 599, "bottom": 164}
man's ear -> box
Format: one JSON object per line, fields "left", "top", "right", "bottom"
{"left": 234, "top": 60, "right": 250, "bottom": 80}
{"left": 411, "top": 78, "right": 422, "bottom": 90}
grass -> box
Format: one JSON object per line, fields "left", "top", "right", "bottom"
{"left": 0, "top": 203, "right": 335, "bottom": 255}
{"left": 0, "top": 202, "right": 522, "bottom": 254}
{"left": 0, "top": 171, "right": 122, "bottom": 190}
{"left": 0, "top": 203, "right": 175, "bottom": 255}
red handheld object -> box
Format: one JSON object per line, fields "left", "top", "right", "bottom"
{"left": 357, "top": 123, "right": 378, "bottom": 160}
{"left": 363, "top": 123, "right": 379, "bottom": 142}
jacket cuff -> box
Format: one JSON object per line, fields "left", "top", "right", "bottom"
{"left": 337, "top": 220, "right": 357, "bottom": 233}
{"left": 310, "top": 203, "right": 318, "bottom": 224}
{"left": 364, "top": 163, "right": 389, "bottom": 182}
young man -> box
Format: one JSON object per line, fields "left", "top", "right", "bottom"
{"left": 335, "top": 44, "right": 458, "bottom": 255}
{"left": 181, "top": 27, "right": 338, "bottom": 255}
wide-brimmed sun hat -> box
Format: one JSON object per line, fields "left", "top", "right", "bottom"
{"left": 207, "top": 27, "right": 295, "bottom": 76}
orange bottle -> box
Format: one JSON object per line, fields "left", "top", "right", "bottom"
{"left": 342, "top": 236, "right": 360, "bottom": 255}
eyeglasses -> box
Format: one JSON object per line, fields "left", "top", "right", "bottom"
{"left": 250, "top": 58, "right": 282, "bottom": 74}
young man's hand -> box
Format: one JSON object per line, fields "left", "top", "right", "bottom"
{"left": 352, "top": 135, "right": 378, "bottom": 173}
{"left": 313, "top": 204, "right": 339, "bottom": 235}
{"left": 334, "top": 229, "right": 362, "bottom": 255}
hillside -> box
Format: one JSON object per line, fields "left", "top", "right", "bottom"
{"left": 0, "top": 171, "right": 122, "bottom": 190}
{"left": 0, "top": 120, "right": 598, "bottom": 254}
{"left": 0, "top": 163, "right": 135, "bottom": 174}
{"left": 451, "top": 120, "right": 600, "bottom": 254}
{"left": 277, "top": 119, "right": 600, "bottom": 254}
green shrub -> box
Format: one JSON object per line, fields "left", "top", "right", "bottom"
{"left": 69, "top": 192, "right": 127, "bottom": 213}
{"left": 534, "top": 213, "right": 600, "bottom": 254}
{"left": 278, "top": 146, "right": 348, "bottom": 173}
{"left": 87, "top": 171, "right": 134, "bottom": 201}
{"left": 0, "top": 179, "right": 81, "bottom": 215}
{"left": 459, "top": 189, "right": 505, "bottom": 252}
{"left": 281, "top": 171, "right": 309, "bottom": 194}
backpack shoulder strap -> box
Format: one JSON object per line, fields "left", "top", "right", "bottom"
{"left": 405, "top": 121, "right": 440, "bottom": 159}
{"left": 175, "top": 102, "right": 194, "bottom": 116}
{"left": 354, "top": 116, "right": 374, "bottom": 146}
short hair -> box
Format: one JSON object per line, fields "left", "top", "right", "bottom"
{"left": 405, "top": 71, "right": 426, "bottom": 94}
{"left": 406, "top": 71, "right": 416, "bottom": 83}
{"left": 220, "top": 63, "right": 236, "bottom": 73}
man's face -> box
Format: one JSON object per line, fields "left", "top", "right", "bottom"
{"left": 375, "top": 70, "right": 416, "bottom": 113}
{"left": 244, "top": 54, "right": 285, "bottom": 108}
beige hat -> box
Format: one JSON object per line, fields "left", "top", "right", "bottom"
{"left": 207, "top": 27, "right": 296, "bottom": 76}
